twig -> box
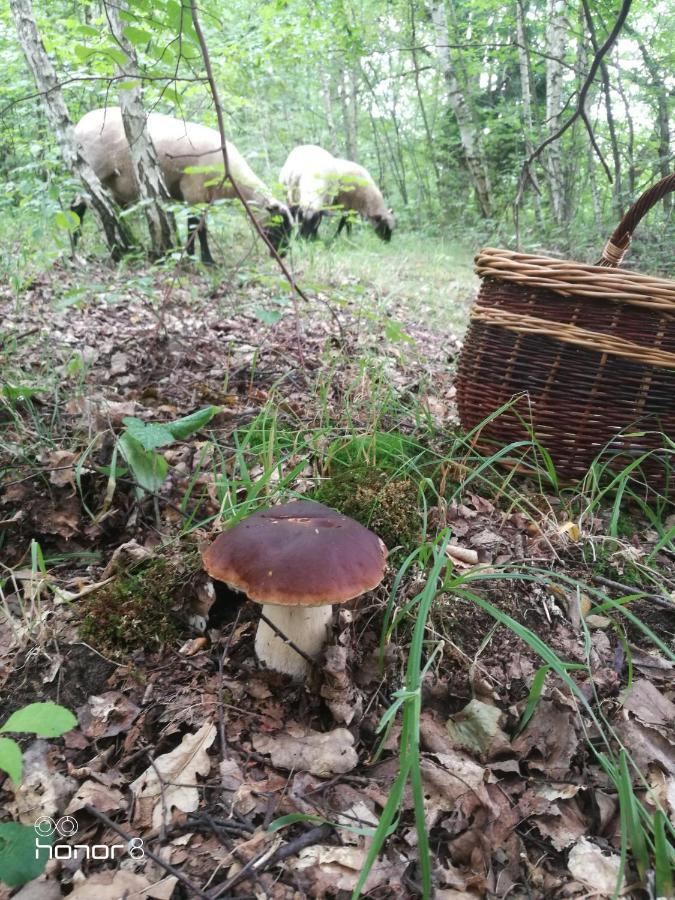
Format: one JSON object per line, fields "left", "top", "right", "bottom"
{"left": 258, "top": 611, "right": 318, "bottom": 671}
{"left": 590, "top": 574, "right": 675, "bottom": 611}
{"left": 217, "top": 605, "right": 243, "bottom": 764}
{"left": 189, "top": 0, "right": 312, "bottom": 366}
{"left": 83, "top": 804, "right": 214, "bottom": 900}
{"left": 514, "top": 0, "right": 633, "bottom": 208}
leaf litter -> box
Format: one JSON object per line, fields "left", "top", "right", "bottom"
{"left": 0, "top": 261, "right": 674, "bottom": 897}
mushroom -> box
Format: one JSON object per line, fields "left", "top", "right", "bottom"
{"left": 202, "top": 500, "right": 387, "bottom": 678}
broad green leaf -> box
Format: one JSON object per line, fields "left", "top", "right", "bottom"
{"left": 54, "top": 210, "right": 80, "bottom": 232}
{"left": 106, "top": 47, "right": 129, "bottom": 67}
{"left": 3, "top": 384, "right": 42, "bottom": 403}
{"left": 255, "top": 308, "right": 282, "bottom": 326}
{"left": 122, "top": 417, "right": 176, "bottom": 450}
{"left": 118, "top": 433, "right": 168, "bottom": 493}
{"left": 0, "top": 739, "right": 22, "bottom": 785}
{"left": 1, "top": 703, "right": 76, "bottom": 738}
{"left": 122, "top": 25, "right": 151, "bottom": 45}
{"left": 0, "top": 822, "right": 51, "bottom": 887}
{"left": 165, "top": 406, "right": 219, "bottom": 440}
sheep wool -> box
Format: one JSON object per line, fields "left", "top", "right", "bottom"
{"left": 73, "top": 107, "right": 291, "bottom": 260}
{"left": 279, "top": 144, "right": 339, "bottom": 237}
{"left": 333, "top": 158, "right": 395, "bottom": 242}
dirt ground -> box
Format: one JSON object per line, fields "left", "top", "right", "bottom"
{"left": 1, "top": 258, "right": 674, "bottom": 899}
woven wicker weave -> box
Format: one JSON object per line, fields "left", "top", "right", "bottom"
{"left": 456, "top": 174, "right": 675, "bottom": 488}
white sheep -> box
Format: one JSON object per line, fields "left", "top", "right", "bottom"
{"left": 73, "top": 107, "right": 292, "bottom": 262}
{"left": 279, "top": 144, "right": 339, "bottom": 239}
{"left": 333, "top": 158, "right": 395, "bottom": 242}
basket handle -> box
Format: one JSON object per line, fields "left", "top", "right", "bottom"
{"left": 597, "top": 173, "right": 675, "bottom": 267}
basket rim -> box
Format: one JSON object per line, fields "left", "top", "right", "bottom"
{"left": 475, "top": 247, "right": 675, "bottom": 310}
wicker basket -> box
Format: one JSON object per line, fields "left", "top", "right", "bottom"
{"left": 456, "top": 174, "right": 675, "bottom": 489}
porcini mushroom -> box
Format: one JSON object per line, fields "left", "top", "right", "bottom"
{"left": 202, "top": 500, "right": 387, "bottom": 678}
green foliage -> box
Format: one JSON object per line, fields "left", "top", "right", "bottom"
{"left": 117, "top": 406, "right": 219, "bottom": 492}
{"left": 0, "top": 822, "right": 52, "bottom": 887}
{"left": 0, "top": 701, "right": 77, "bottom": 785}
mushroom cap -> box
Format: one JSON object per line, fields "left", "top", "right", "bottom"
{"left": 202, "top": 500, "right": 387, "bottom": 607}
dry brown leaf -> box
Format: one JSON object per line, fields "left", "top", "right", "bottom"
{"left": 445, "top": 698, "right": 510, "bottom": 759}
{"left": 65, "top": 779, "right": 125, "bottom": 815}
{"left": 77, "top": 690, "right": 140, "bottom": 739}
{"left": 289, "top": 845, "right": 402, "bottom": 894}
{"left": 511, "top": 701, "right": 579, "bottom": 778}
{"left": 252, "top": 725, "right": 358, "bottom": 776}
{"left": 321, "top": 645, "right": 363, "bottom": 726}
{"left": 622, "top": 679, "right": 675, "bottom": 732}
{"left": 567, "top": 839, "right": 625, "bottom": 895}
{"left": 7, "top": 740, "right": 77, "bottom": 824}
{"left": 68, "top": 870, "right": 153, "bottom": 900}
{"left": 131, "top": 721, "right": 217, "bottom": 828}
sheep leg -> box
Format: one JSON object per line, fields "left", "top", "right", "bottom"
{"left": 70, "top": 197, "right": 87, "bottom": 248}
{"left": 186, "top": 214, "right": 215, "bottom": 265}
{"left": 335, "top": 215, "right": 350, "bottom": 239}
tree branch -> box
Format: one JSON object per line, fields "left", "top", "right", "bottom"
{"left": 514, "top": 0, "right": 633, "bottom": 209}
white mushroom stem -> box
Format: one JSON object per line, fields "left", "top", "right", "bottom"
{"left": 254, "top": 604, "right": 333, "bottom": 678}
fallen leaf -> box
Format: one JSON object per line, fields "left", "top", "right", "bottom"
{"left": 77, "top": 691, "right": 140, "bottom": 739}
{"left": 68, "top": 870, "right": 153, "bottom": 900}
{"left": 289, "top": 845, "right": 402, "bottom": 894}
{"left": 511, "top": 701, "right": 579, "bottom": 779}
{"left": 65, "top": 779, "right": 125, "bottom": 815}
{"left": 567, "top": 838, "right": 625, "bottom": 895}
{"left": 130, "top": 721, "right": 217, "bottom": 828}
{"left": 445, "top": 698, "right": 510, "bottom": 758}
{"left": 7, "top": 741, "right": 77, "bottom": 824}
{"left": 252, "top": 726, "right": 358, "bottom": 776}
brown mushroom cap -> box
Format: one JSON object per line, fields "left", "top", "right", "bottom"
{"left": 202, "top": 500, "right": 387, "bottom": 607}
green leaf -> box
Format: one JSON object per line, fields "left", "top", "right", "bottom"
{"left": 106, "top": 47, "right": 129, "bottom": 67}
{"left": 118, "top": 433, "right": 168, "bottom": 493}
{"left": 55, "top": 210, "right": 80, "bottom": 232}
{"left": 165, "top": 406, "right": 219, "bottom": 440}
{"left": 0, "top": 822, "right": 51, "bottom": 887}
{"left": 254, "top": 308, "right": 282, "bottom": 326}
{"left": 0, "top": 702, "right": 76, "bottom": 738}
{"left": 0, "top": 739, "right": 22, "bottom": 785}
{"left": 122, "top": 25, "right": 151, "bottom": 45}
{"left": 122, "top": 417, "right": 176, "bottom": 450}
{"left": 2, "top": 384, "right": 42, "bottom": 403}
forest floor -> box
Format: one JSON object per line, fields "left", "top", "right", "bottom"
{"left": 0, "top": 235, "right": 674, "bottom": 900}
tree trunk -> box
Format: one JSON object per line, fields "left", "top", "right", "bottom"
{"left": 10, "top": 0, "right": 134, "bottom": 259}
{"left": 635, "top": 37, "right": 672, "bottom": 216}
{"left": 429, "top": 0, "right": 492, "bottom": 218}
{"left": 581, "top": 0, "right": 622, "bottom": 216}
{"left": 515, "top": 0, "right": 542, "bottom": 223}
{"left": 410, "top": 0, "right": 442, "bottom": 204}
{"left": 105, "top": 1, "right": 177, "bottom": 258}
{"left": 544, "top": 0, "right": 567, "bottom": 226}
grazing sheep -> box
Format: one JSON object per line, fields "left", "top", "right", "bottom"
{"left": 333, "top": 158, "right": 395, "bottom": 242}
{"left": 279, "top": 144, "right": 339, "bottom": 239}
{"left": 72, "top": 107, "right": 292, "bottom": 262}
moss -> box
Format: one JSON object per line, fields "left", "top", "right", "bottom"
{"left": 80, "top": 552, "right": 198, "bottom": 657}
{"left": 313, "top": 467, "right": 422, "bottom": 549}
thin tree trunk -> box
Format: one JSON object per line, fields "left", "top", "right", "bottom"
{"left": 544, "top": 0, "right": 567, "bottom": 226}
{"left": 429, "top": 0, "right": 492, "bottom": 218}
{"left": 340, "top": 69, "right": 357, "bottom": 160}
{"left": 635, "top": 37, "right": 672, "bottom": 215}
{"left": 410, "top": 0, "right": 442, "bottom": 200}
{"left": 105, "top": 0, "right": 177, "bottom": 258}
{"left": 581, "top": 0, "right": 622, "bottom": 216}
{"left": 515, "top": 0, "right": 542, "bottom": 224}
{"left": 10, "top": 0, "right": 134, "bottom": 259}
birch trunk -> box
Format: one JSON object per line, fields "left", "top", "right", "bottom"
{"left": 429, "top": 1, "right": 492, "bottom": 218}
{"left": 106, "top": 1, "right": 177, "bottom": 258}
{"left": 515, "top": 0, "right": 542, "bottom": 221}
{"left": 543, "top": 0, "right": 567, "bottom": 226}
{"left": 10, "top": 0, "right": 134, "bottom": 259}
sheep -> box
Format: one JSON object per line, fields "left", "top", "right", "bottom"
{"left": 72, "top": 107, "right": 292, "bottom": 263}
{"left": 279, "top": 144, "right": 339, "bottom": 239}
{"left": 333, "top": 158, "right": 395, "bottom": 242}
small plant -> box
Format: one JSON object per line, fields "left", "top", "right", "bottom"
{"left": 0, "top": 702, "right": 77, "bottom": 887}
{"left": 117, "top": 405, "right": 219, "bottom": 493}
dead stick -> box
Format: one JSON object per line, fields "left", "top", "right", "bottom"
{"left": 83, "top": 805, "right": 213, "bottom": 900}
{"left": 590, "top": 574, "right": 674, "bottom": 611}
{"left": 258, "top": 611, "right": 318, "bottom": 670}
